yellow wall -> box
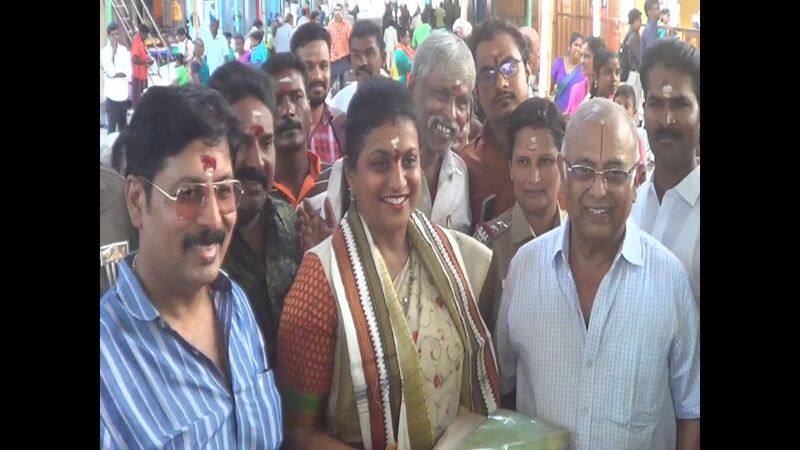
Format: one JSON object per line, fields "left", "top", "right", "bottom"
{"left": 680, "top": 0, "right": 699, "bottom": 28}
{"left": 633, "top": 1, "right": 699, "bottom": 28}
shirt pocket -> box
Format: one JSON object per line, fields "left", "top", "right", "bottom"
{"left": 602, "top": 341, "right": 663, "bottom": 422}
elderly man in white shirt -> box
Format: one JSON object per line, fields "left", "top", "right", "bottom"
{"left": 201, "top": 17, "right": 229, "bottom": 75}
{"left": 320, "top": 30, "right": 472, "bottom": 234}
{"left": 275, "top": 14, "right": 296, "bottom": 53}
{"left": 101, "top": 22, "right": 131, "bottom": 133}
{"left": 631, "top": 38, "right": 700, "bottom": 302}
{"left": 409, "top": 30, "right": 474, "bottom": 233}
{"left": 496, "top": 98, "right": 700, "bottom": 450}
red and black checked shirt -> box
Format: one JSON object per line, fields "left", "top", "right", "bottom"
{"left": 308, "top": 103, "right": 341, "bottom": 165}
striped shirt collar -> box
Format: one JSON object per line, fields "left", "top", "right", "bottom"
{"left": 551, "top": 217, "right": 645, "bottom": 268}
{"left": 114, "top": 252, "right": 233, "bottom": 322}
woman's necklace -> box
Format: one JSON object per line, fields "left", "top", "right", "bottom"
{"left": 400, "top": 251, "right": 415, "bottom": 314}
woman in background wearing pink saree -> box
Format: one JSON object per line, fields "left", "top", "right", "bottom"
{"left": 565, "top": 36, "right": 606, "bottom": 117}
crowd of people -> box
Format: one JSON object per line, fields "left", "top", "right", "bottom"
{"left": 100, "top": 1, "right": 700, "bottom": 448}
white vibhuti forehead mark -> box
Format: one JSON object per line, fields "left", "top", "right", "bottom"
{"left": 251, "top": 110, "right": 261, "bottom": 123}
{"left": 662, "top": 84, "right": 673, "bottom": 98}
{"left": 390, "top": 137, "right": 400, "bottom": 151}
{"left": 278, "top": 77, "right": 292, "bottom": 83}
{"left": 527, "top": 136, "right": 538, "bottom": 150}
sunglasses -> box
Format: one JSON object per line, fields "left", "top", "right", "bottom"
{"left": 478, "top": 58, "right": 522, "bottom": 87}
{"left": 142, "top": 177, "right": 244, "bottom": 220}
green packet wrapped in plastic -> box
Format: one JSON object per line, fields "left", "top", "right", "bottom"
{"left": 455, "top": 408, "right": 571, "bottom": 450}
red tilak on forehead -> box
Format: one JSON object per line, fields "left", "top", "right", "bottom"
{"left": 250, "top": 125, "right": 265, "bottom": 136}
{"left": 599, "top": 122, "right": 604, "bottom": 160}
{"left": 201, "top": 154, "right": 217, "bottom": 173}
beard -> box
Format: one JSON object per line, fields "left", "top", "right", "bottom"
{"left": 309, "top": 95, "right": 326, "bottom": 108}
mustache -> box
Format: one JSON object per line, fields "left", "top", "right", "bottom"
{"left": 235, "top": 167, "right": 269, "bottom": 186}
{"left": 494, "top": 90, "right": 517, "bottom": 104}
{"left": 182, "top": 228, "right": 226, "bottom": 251}
{"left": 355, "top": 66, "right": 372, "bottom": 76}
{"left": 654, "top": 128, "right": 682, "bottom": 140}
{"left": 427, "top": 115, "right": 459, "bottom": 135}
{"left": 276, "top": 118, "right": 302, "bottom": 134}
{"left": 308, "top": 80, "right": 327, "bottom": 91}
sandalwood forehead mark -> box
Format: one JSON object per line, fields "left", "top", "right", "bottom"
{"left": 251, "top": 110, "right": 261, "bottom": 123}
{"left": 527, "top": 135, "right": 538, "bottom": 150}
{"left": 390, "top": 137, "right": 402, "bottom": 162}
{"left": 201, "top": 154, "right": 217, "bottom": 174}
{"left": 662, "top": 84, "right": 673, "bottom": 98}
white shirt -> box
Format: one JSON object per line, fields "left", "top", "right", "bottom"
{"left": 631, "top": 166, "right": 700, "bottom": 302}
{"left": 418, "top": 149, "right": 472, "bottom": 234}
{"left": 100, "top": 42, "right": 131, "bottom": 102}
{"left": 496, "top": 219, "right": 700, "bottom": 450}
{"left": 201, "top": 29, "right": 229, "bottom": 75}
{"left": 383, "top": 26, "right": 397, "bottom": 70}
{"left": 325, "top": 151, "right": 471, "bottom": 233}
{"left": 178, "top": 37, "right": 195, "bottom": 60}
{"left": 329, "top": 81, "right": 358, "bottom": 115}
{"left": 297, "top": 15, "right": 309, "bottom": 27}
{"left": 274, "top": 23, "right": 295, "bottom": 53}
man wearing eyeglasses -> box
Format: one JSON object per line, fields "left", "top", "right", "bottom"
{"left": 496, "top": 98, "right": 699, "bottom": 450}
{"left": 100, "top": 85, "right": 283, "bottom": 449}
{"left": 463, "top": 18, "right": 533, "bottom": 228}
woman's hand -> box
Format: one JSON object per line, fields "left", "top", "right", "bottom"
{"left": 297, "top": 197, "right": 336, "bottom": 252}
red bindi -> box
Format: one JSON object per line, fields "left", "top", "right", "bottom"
{"left": 201, "top": 154, "right": 217, "bottom": 173}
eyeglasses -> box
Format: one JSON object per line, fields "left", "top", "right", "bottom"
{"left": 478, "top": 58, "right": 522, "bottom": 87}
{"left": 141, "top": 177, "right": 244, "bottom": 220}
{"left": 563, "top": 159, "right": 638, "bottom": 185}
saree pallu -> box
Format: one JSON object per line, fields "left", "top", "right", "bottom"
{"left": 551, "top": 57, "right": 585, "bottom": 113}
{"left": 278, "top": 207, "right": 499, "bottom": 450}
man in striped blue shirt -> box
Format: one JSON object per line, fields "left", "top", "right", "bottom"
{"left": 100, "top": 85, "right": 283, "bottom": 449}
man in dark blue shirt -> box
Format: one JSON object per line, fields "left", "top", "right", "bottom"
{"left": 640, "top": 0, "right": 662, "bottom": 66}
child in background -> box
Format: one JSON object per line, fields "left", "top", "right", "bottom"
{"left": 234, "top": 34, "right": 246, "bottom": 61}
{"left": 174, "top": 53, "right": 189, "bottom": 86}
{"left": 248, "top": 30, "right": 268, "bottom": 65}
{"left": 190, "top": 38, "right": 210, "bottom": 86}
{"left": 223, "top": 31, "right": 235, "bottom": 61}
{"left": 614, "top": 84, "right": 652, "bottom": 178}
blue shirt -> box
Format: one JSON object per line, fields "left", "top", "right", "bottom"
{"left": 100, "top": 254, "right": 284, "bottom": 449}
{"left": 250, "top": 43, "right": 268, "bottom": 66}
{"left": 640, "top": 19, "right": 660, "bottom": 66}
{"left": 496, "top": 219, "right": 699, "bottom": 449}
